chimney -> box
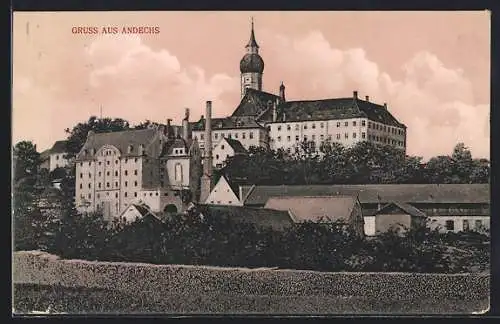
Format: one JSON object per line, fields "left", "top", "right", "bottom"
{"left": 166, "top": 119, "right": 172, "bottom": 138}
{"left": 272, "top": 100, "right": 277, "bottom": 122}
{"left": 205, "top": 101, "right": 212, "bottom": 159}
{"left": 383, "top": 102, "right": 388, "bottom": 110}
{"left": 200, "top": 101, "right": 214, "bottom": 203}
{"left": 279, "top": 81, "right": 286, "bottom": 101}
{"left": 353, "top": 91, "right": 358, "bottom": 99}
{"left": 365, "top": 95, "right": 370, "bottom": 102}
{"left": 182, "top": 108, "right": 190, "bottom": 141}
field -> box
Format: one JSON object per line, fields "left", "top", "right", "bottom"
{"left": 12, "top": 251, "right": 490, "bottom": 315}
{"left": 13, "top": 283, "right": 489, "bottom": 315}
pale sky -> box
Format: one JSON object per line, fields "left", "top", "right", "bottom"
{"left": 12, "top": 11, "right": 490, "bottom": 159}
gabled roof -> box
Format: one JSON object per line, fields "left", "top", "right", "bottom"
{"left": 40, "top": 140, "right": 68, "bottom": 161}
{"left": 197, "top": 204, "right": 293, "bottom": 231}
{"left": 224, "top": 138, "right": 247, "bottom": 154}
{"left": 122, "top": 203, "right": 162, "bottom": 222}
{"left": 217, "top": 174, "right": 253, "bottom": 200}
{"left": 264, "top": 195, "right": 359, "bottom": 223}
{"left": 375, "top": 202, "right": 427, "bottom": 218}
{"left": 262, "top": 97, "right": 405, "bottom": 127}
{"left": 50, "top": 140, "right": 68, "bottom": 154}
{"left": 76, "top": 128, "right": 159, "bottom": 161}
{"left": 242, "top": 184, "right": 490, "bottom": 205}
{"left": 40, "top": 149, "right": 51, "bottom": 161}
{"left": 231, "top": 88, "right": 281, "bottom": 117}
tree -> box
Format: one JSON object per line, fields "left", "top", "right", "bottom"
{"left": 319, "top": 141, "right": 350, "bottom": 183}
{"left": 13, "top": 141, "right": 40, "bottom": 184}
{"left": 64, "top": 116, "right": 131, "bottom": 159}
{"left": 451, "top": 143, "right": 474, "bottom": 183}
{"left": 470, "top": 159, "right": 490, "bottom": 184}
{"left": 13, "top": 141, "right": 43, "bottom": 250}
{"left": 134, "top": 120, "right": 163, "bottom": 130}
{"left": 424, "top": 156, "right": 455, "bottom": 183}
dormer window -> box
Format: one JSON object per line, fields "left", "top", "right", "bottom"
{"left": 84, "top": 149, "right": 88, "bottom": 155}
{"left": 139, "top": 144, "right": 145, "bottom": 155}
{"left": 128, "top": 145, "right": 133, "bottom": 153}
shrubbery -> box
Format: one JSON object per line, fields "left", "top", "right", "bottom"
{"left": 13, "top": 208, "right": 489, "bottom": 274}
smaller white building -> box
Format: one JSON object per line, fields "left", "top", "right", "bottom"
{"left": 119, "top": 203, "right": 161, "bottom": 223}
{"left": 205, "top": 175, "right": 245, "bottom": 206}
{"left": 40, "top": 140, "right": 70, "bottom": 172}
{"left": 212, "top": 137, "right": 247, "bottom": 169}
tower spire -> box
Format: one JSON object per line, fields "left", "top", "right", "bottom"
{"left": 246, "top": 17, "right": 259, "bottom": 49}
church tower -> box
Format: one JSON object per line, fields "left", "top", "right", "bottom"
{"left": 239, "top": 18, "right": 264, "bottom": 98}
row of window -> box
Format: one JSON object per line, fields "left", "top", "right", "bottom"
{"left": 195, "top": 131, "right": 255, "bottom": 141}
{"left": 83, "top": 146, "right": 146, "bottom": 156}
{"left": 79, "top": 169, "right": 139, "bottom": 178}
{"left": 276, "top": 120, "right": 368, "bottom": 132}
{"left": 79, "top": 180, "right": 140, "bottom": 189}
{"left": 444, "top": 219, "right": 484, "bottom": 231}
{"left": 368, "top": 122, "right": 404, "bottom": 135}
{"left": 276, "top": 132, "right": 368, "bottom": 143}
{"left": 272, "top": 121, "right": 404, "bottom": 137}
{"left": 368, "top": 135, "right": 405, "bottom": 146}
{"left": 79, "top": 157, "right": 140, "bottom": 167}
{"left": 82, "top": 190, "right": 172, "bottom": 200}
{"left": 215, "top": 154, "right": 230, "bottom": 161}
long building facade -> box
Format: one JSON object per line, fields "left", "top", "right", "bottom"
{"left": 191, "top": 20, "right": 407, "bottom": 156}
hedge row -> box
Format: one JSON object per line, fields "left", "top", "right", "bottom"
{"left": 14, "top": 210, "right": 490, "bottom": 274}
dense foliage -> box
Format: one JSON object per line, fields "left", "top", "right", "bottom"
{"left": 220, "top": 141, "right": 490, "bottom": 185}
{"left": 14, "top": 206, "right": 489, "bottom": 274}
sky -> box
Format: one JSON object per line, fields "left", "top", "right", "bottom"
{"left": 12, "top": 11, "right": 490, "bottom": 160}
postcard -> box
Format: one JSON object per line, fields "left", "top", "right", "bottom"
{"left": 12, "top": 11, "right": 490, "bottom": 315}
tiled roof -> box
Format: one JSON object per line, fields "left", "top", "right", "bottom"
{"left": 264, "top": 195, "right": 358, "bottom": 223}
{"left": 224, "top": 138, "right": 247, "bottom": 154}
{"left": 355, "top": 99, "right": 406, "bottom": 128}
{"left": 376, "top": 202, "right": 427, "bottom": 218}
{"left": 50, "top": 140, "right": 68, "bottom": 154}
{"left": 262, "top": 97, "right": 405, "bottom": 127}
{"left": 198, "top": 204, "right": 293, "bottom": 231}
{"left": 191, "top": 115, "right": 264, "bottom": 131}
{"left": 231, "top": 88, "right": 282, "bottom": 117}
{"left": 242, "top": 184, "right": 490, "bottom": 206}
{"left": 133, "top": 204, "right": 153, "bottom": 217}
{"left": 129, "top": 204, "right": 162, "bottom": 222}
{"left": 76, "top": 128, "right": 159, "bottom": 161}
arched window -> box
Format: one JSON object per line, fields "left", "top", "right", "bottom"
{"left": 175, "top": 163, "right": 183, "bottom": 182}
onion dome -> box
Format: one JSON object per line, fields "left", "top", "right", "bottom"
{"left": 240, "top": 53, "right": 265, "bottom": 73}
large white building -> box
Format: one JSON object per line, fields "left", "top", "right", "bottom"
{"left": 191, "top": 20, "right": 407, "bottom": 155}
{"left": 74, "top": 115, "right": 204, "bottom": 221}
